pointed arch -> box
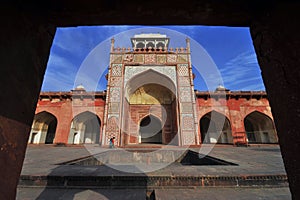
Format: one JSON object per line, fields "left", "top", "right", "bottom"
{"left": 139, "top": 114, "right": 162, "bottom": 144}
{"left": 146, "top": 41, "right": 155, "bottom": 48}
{"left": 199, "top": 110, "right": 233, "bottom": 144}
{"left": 29, "top": 111, "right": 57, "bottom": 144}
{"left": 125, "top": 69, "right": 176, "bottom": 100}
{"left": 129, "top": 83, "right": 175, "bottom": 105}
{"left": 68, "top": 111, "right": 101, "bottom": 144}
{"left": 122, "top": 68, "right": 179, "bottom": 145}
{"left": 244, "top": 111, "right": 277, "bottom": 143}
{"left": 156, "top": 42, "right": 165, "bottom": 49}
{"left": 136, "top": 42, "right": 144, "bottom": 49}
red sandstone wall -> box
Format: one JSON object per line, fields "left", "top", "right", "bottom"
{"left": 35, "top": 98, "right": 106, "bottom": 144}
{"left": 34, "top": 94, "right": 275, "bottom": 145}
{"left": 197, "top": 97, "right": 274, "bottom": 144}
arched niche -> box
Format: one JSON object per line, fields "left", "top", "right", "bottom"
{"left": 29, "top": 111, "right": 57, "bottom": 144}
{"left": 124, "top": 69, "right": 176, "bottom": 101}
{"left": 129, "top": 83, "right": 175, "bottom": 105}
{"left": 68, "top": 111, "right": 101, "bottom": 144}
{"left": 199, "top": 111, "right": 233, "bottom": 144}
{"left": 244, "top": 111, "right": 278, "bottom": 143}
{"left": 122, "top": 69, "right": 178, "bottom": 145}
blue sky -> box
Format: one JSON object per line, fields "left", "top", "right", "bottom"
{"left": 42, "top": 25, "right": 265, "bottom": 92}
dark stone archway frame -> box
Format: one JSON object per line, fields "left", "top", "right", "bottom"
{"left": 1, "top": 1, "right": 299, "bottom": 199}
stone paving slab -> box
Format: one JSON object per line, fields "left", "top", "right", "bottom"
{"left": 20, "top": 144, "right": 287, "bottom": 177}
{"left": 17, "top": 187, "right": 291, "bottom": 200}
{"left": 18, "top": 144, "right": 292, "bottom": 199}
{"left": 19, "top": 145, "right": 289, "bottom": 188}
{"left": 17, "top": 188, "right": 148, "bottom": 200}
{"left": 154, "top": 187, "right": 291, "bottom": 200}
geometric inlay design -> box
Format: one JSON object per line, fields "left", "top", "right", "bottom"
{"left": 112, "top": 55, "right": 122, "bottom": 63}
{"left": 179, "top": 87, "right": 192, "bottom": 102}
{"left": 106, "top": 116, "right": 119, "bottom": 142}
{"left": 182, "top": 130, "right": 195, "bottom": 145}
{"left": 124, "top": 54, "right": 133, "bottom": 62}
{"left": 179, "top": 76, "right": 190, "bottom": 86}
{"left": 177, "top": 54, "right": 188, "bottom": 63}
{"left": 109, "top": 87, "right": 121, "bottom": 102}
{"left": 182, "top": 114, "right": 194, "bottom": 130}
{"left": 178, "top": 64, "right": 189, "bottom": 76}
{"left": 145, "top": 54, "right": 156, "bottom": 63}
{"left": 167, "top": 54, "right": 177, "bottom": 63}
{"left": 111, "top": 64, "right": 122, "bottom": 76}
{"left": 110, "top": 77, "right": 122, "bottom": 87}
{"left": 134, "top": 54, "right": 144, "bottom": 63}
{"left": 180, "top": 103, "right": 193, "bottom": 113}
{"left": 108, "top": 103, "right": 120, "bottom": 113}
{"left": 157, "top": 55, "right": 166, "bottom": 64}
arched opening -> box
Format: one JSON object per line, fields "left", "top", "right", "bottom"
{"left": 124, "top": 69, "right": 176, "bottom": 99}
{"left": 244, "top": 111, "right": 278, "bottom": 144}
{"left": 139, "top": 115, "right": 162, "bottom": 144}
{"left": 136, "top": 42, "right": 144, "bottom": 49}
{"left": 146, "top": 42, "right": 155, "bottom": 49}
{"left": 156, "top": 42, "right": 165, "bottom": 50}
{"left": 68, "top": 111, "right": 101, "bottom": 144}
{"left": 200, "top": 111, "right": 233, "bottom": 144}
{"left": 29, "top": 111, "right": 57, "bottom": 144}
{"left": 123, "top": 69, "right": 178, "bottom": 145}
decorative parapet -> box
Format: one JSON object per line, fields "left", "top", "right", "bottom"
{"left": 195, "top": 90, "right": 268, "bottom": 100}
{"left": 110, "top": 52, "right": 189, "bottom": 65}
{"left": 111, "top": 47, "right": 189, "bottom": 53}
{"left": 38, "top": 91, "right": 106, "bottom": 101}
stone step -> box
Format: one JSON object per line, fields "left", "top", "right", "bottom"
{"left": 18, "top": 174, "right": 288, "bottom": 188}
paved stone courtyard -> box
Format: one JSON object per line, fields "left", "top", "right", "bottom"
{"left": 17, "top": 144, "right": 292, "bottom": 199}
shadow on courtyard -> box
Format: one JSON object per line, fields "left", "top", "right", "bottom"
{"left": 34, "top": 164, "right": 153, "bottom": 200}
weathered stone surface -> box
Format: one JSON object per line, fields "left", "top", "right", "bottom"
{"left": 250, "top": 3, "right": 300, "bottom": 199}
{"left": 0, "top": 11, "right": 55, "bottom": 200}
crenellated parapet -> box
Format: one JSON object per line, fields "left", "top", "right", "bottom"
{"left": 111, "top": 46, "right": 189, "bottom": 53}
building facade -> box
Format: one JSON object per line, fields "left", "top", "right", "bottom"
{"left": 29, "top": 34, "right": 278, "bottom": 146}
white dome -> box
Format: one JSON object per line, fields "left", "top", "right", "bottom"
{"left": 75, "top": 84, "right": 85, "bottom": 90}
{"left": 216, "top": 85, "right": 229, "bottom": 91}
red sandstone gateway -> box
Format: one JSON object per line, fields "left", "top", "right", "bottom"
{"left": 30, "top": 34, "right": 277, "bottom": 147}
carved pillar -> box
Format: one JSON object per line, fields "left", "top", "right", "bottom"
{"left": 176, "top": 45, "right": 198, "bottom": 146}
{"left": 102, "top": 41, "right": 124, "bottom": 146}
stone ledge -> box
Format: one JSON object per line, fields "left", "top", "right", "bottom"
{"left": 18, "top": 174, "right": 288, "bottom": 188}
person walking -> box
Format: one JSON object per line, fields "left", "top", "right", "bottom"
{"left": 109, "top": 137, "right": 115, "bottom": 148}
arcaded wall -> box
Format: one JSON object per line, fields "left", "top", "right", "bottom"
{"left": 34, "top": 96, "right": 105, "bottom": 144}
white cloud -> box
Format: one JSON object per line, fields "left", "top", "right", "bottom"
{"left": 219, "top": 51, "right": 265, "bottom": 91}
{"left": 47, "top": 52, "right": 74, "bottom": 69}
{"left": 42, "top": 70, "right": 75, "bottom": 91}
{"left": 42, "top": 52, "right": 78, "bottom": 91}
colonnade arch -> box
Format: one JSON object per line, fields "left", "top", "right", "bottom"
{"left": 244, "top": 111, "right": 278, "bottom": 143}
{"left": 199, "top": 111, "right": 233, "bottom": 144}
{"left": 29, "top": 111, "right": 57, "bottom": 144}
{"left": 68, "top": 111, "right": 101, "bottom": 144}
